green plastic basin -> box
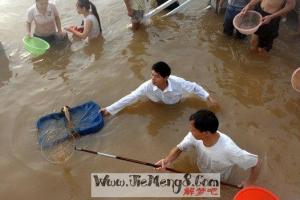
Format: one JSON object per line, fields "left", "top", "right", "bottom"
{"left": 23, "top": 36, "right": 50, "bottom": 56}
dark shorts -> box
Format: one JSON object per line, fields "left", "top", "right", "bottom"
{"left": 33, "top": 33, "right": 69, "bottom": 47}
{"left": 156, "top": 0, "right": 179, "bottom": 11}
{"left": 254, "top": 4, "right": 281, "bottom": 51}
{"left": 223, "top": 4, "right": 246, "bottom": 39}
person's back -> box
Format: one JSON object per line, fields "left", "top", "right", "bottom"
{"left": 84, "top": 14, "right": 101, "bottom": 39}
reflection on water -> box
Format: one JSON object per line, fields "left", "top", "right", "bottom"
{"left": 124, "top": 29, "right": 149, "bottom": 81}
{"left": 0, "top": 42, "right": 12, "bottom": 87}
{"left": 123, "top": 97, "right": 213, "bottom": 136}
{"left": 83, "top": 36, "right": 104, "bottom": 61}
{"left": 0, "top": 0, "right": 299, "bottom": 200}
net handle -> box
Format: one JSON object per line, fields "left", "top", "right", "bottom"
{"left": 75, "top": 147, "right": 242, "bottom": 189}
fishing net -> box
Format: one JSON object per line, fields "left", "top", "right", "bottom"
{"left": 37, "top": 101, "right": 104, "bottom": 164}
{"left": 40, "top": 128, "right": 75, "bottom": 164}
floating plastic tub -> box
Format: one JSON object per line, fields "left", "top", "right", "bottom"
{"left": 23, "top": 36, "right": 50, "bottom": 56}
{"left": 233, "top": 11, "right": 262, "bottom": 35}
{"left": 291, "top": 68, "right": 300, "bottom": 92}
{"left": 234, "top": 186, "right": 279, "bottom": 200}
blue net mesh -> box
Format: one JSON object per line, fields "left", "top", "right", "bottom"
{"left": 36, "top": 101, "right": 104, "bottom": 146}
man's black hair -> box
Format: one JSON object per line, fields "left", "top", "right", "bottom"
{"left": 189, "top": 110, "right": 219, "bottom": 134}
{"left": 152, "top": 61, "right": 171, "bottom": 78}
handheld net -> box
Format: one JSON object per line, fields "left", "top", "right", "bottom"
{"left": 40, "top": 127, "right": 75, "bottom": 164}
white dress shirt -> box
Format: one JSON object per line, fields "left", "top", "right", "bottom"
{"left": 177, "top": 131, "right": 258, "bottom": 181}
{"left": 106, "top": 75, "right": 210, "bottom": 115}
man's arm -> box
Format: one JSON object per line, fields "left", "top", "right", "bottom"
{"left": 124, "top": 0, "right": 133, "bottom": 16}
{"left": 55, "top": 15, "right": 64, "bottom": 35}
{"left": 26, "top": 8, "right": 33, "bottom": 38}
{"left": 242, "top": 158, "right": 261, "bottom": 187}
{"left": 228, "top": 147, "right": 261, "bottom": 187}
{"left": 53, "top": 5, "right": 64, "bottom": 37}
{"left": 180, "top": 79, "right": 218, "bottom": 107}
{"left": 155, "top": 147, "right": 182, "bottom": 170}
{"left": 26, "top": 22, "right": 32, "bottom": 37}
{"left": 101, "top": 83, "right": 147, "bottom": 116}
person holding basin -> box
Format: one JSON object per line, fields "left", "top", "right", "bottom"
{"left": 26, "top": 0, "right": 67, "bottom": 45}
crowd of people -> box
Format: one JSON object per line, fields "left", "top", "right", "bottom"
{"left": 23, "top": 0, "right": 299, "bottom": 187}
{"left": 26, "top": 0, "right": 299, "bottom": 52}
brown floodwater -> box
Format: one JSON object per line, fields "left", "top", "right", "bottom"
{"left": 0, "top": 0, "right": 300, "bottom": 199}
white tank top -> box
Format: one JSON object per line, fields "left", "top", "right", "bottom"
{"left": 84, "top": 14, "right": 101, "bottom": 39}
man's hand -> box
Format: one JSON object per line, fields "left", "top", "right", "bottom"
{"left": 64, "top": 26, "right": 76, "bottom": 33}
{"left": 99, "top": 108, "right": 111, "bottom": 117}
{"left": 155, "top": 158, "right": 171, "bottom": 171}
{"left": 262, "top": 15, "right": 273, "bottom": 24}
{"left": 206, "top": 96, "right": 219, "bottom": 109}
{"left": 241, "top": 4, "right": 251, "bottom": 15}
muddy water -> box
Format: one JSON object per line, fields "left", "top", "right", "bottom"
{"left": 0, "top": 0, "right": 300, "bottom": 199}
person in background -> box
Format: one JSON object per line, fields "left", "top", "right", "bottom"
{"left": 26, "top": 0, "right": 67, "bottom": 45}
{"left": 123, "top": 0, "right": 146, "bottom": 31}
{"left": 100, "top": 61, "right": 218, "bottom": 116}
{"left": 65, "top": 0, "right": 102, "bottom": 41}
{"left": 242, "top": 0, "right": 296, "bottom": 52}
{"left": 155, "top": 110, "right": 261, "bottom": 187}
{"left": 223, "top": 0, "right": 250, "bottom": 39}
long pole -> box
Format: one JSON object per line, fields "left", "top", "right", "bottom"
{"left": 75, "top": 147, "right": 242, "bottom": 189}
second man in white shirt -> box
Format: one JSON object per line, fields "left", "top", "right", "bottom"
{"left": 101, "top": 61, "right": 217, "bottom": 116}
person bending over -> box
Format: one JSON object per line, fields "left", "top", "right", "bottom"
{"left": 156, "top": 110, "right": 261, "bottom": 187}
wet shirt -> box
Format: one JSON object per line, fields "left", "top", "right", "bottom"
{"left": 27, "top": 3, "right": 59, "bottom": 36}
{"left": 84, "top": 14, "right": 101, "bottom": 39}
{"left": 228, "top": 0, "right": 249, "bottom": 8}
{"left": 131, "top": 0, "right": 146, "bottom": 10}
{"left": 106, "top": 75, "right": 210, "bottom": 115}
{"left": 177, "top": 132, "right": 258, "bottom": 181}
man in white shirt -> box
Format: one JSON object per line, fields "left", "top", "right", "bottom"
{"left": 155, "top": 110, "right": 261, "bottom": 187}
{"left": 101, "top": 61, "right": 217, "bottom": 116}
